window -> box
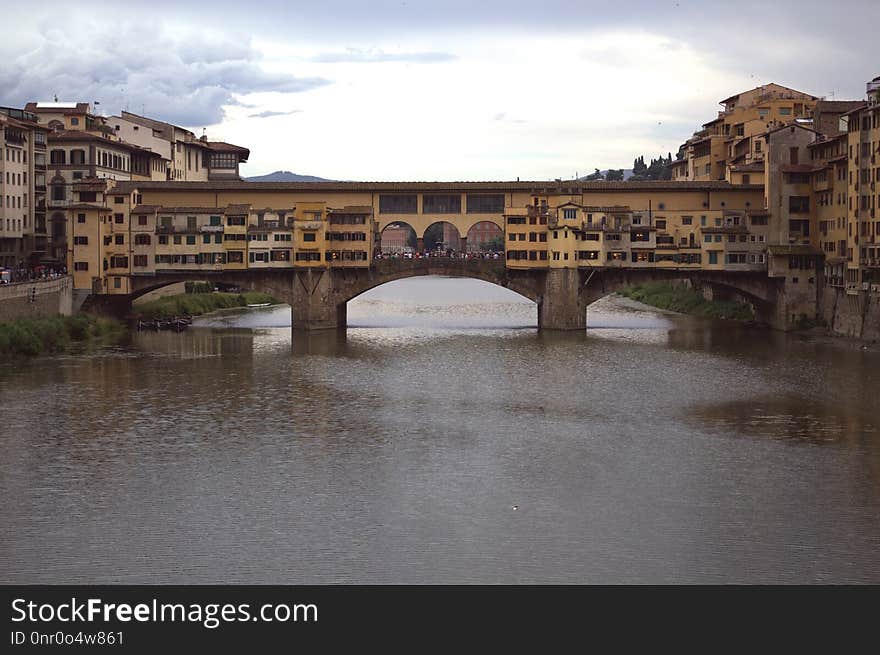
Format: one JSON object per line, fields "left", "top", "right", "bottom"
{"left": 73, "top": 236, "right": 88, "bottom": 245}
{"left": 209, "top": 153, "right": 238, "bottom": 169}
{"left": 226, "top": 216, "right": 246, "bottom": 226}
{"left": 50, "top": 150, "right": 66, "bottom": 165}
{"left": 114, "top": 213, "right": 124, "bottom": 224}
{"left": 303, "top": 232, "right": 317, "bottom": 242}
{"left": 74, "top": 262, "right": 88, "bottom": 271}
{"left": 70, "top": 150, "right": 86, "bottom": 165}
{"left": 789, "top": 196, "right": 810, "bottom": 214}
{"left": 379, "top": 194, "right": 418, "bottom": 214}
{"left": 77, "top": 213, "right": 86, "bottom": 223}
{"left": 562, "top": 208, "right": 577, "bottom": 220}
{"left": 158, "top": 236, "right": 168, "bottom": 245}
{"left": 708, "top": 252, "right": 718, "bottom": 265}
{"left": 133, "top": 255, "right": 148, "bottom": 267}
{"left": 742, "top": 175, "right": 750, "bottom": 185}
{"left": 466, "top": 194, "right": 505, "bottom": 214}
{"left": 115, "top": 235, "right": 124, "bottom": 245}
{"left": 134, "top": 234, "right": 151, "bottom": 245}
{"left": 138, "top": 216, "right": 148, "bottom": 226}
{"left": 173, "top": 235, "right": 181, "bottom": 245}
{"left": 186, "top": 235, "right": 196, "bottom": 245}
{"left": 779, "top": 107, "right": 792, "bottom": 116}
{"left": 110, "top": 256, "right": 128, "bottom": 269}
{"left": 187, "top": 216, "right": 197, "bottom": 230}
{"left": 422, "top": 194, "right": 461, "bottom": 213}
{"left": 789, "top": 147, "right": 799, "bottom": 165}
{"left": 682, "top": 217, "right": 692, "bottom": 225}
{"left": 655, "top": 219, "right": 666, "bottom": 230}
{"left": 209, "top": 215, "right": 222, "bottom": 226}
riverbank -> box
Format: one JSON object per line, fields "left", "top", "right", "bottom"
{"left": 0, "top": 314, "right": 125, "bottom": 357}
{"left": 133, "top": 291, "right": 279, "bottom": 320}
{"left": 618, "top": 282, "right": 754, "bottom": 321}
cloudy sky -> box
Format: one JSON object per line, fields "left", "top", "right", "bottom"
{"left": 1, "top": 0, "right": 877, "bottom": 180}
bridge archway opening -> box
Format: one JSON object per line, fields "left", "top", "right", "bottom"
{"left": 346, "top": 275, "right": 536, "bottom": 329}
{"left": 465, "top": 221, "right": 504, "bottom": 253}
{"left": 423, "top": 221, "right": 461, "bottom": 252}
{"left": 379, "top": 221, "right": 417, "bottom": 254}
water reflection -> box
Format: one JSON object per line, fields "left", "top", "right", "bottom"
{"left": 1, "top": 277, "right": 879, "bottom": 583}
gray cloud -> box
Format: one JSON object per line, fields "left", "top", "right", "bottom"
{"left": 0, "top": 19, "right": 330, "bottom": 127}
{"left": 248, "top": 110, "right": 303, "bottom": 118}
{"left": 311, "top": 48, "right": 456, "bottom": 63}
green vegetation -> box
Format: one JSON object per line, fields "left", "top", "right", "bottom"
{"left": 184, "top": 281, "right": 215, "bottom": 294}
{"left": 0, "top": 314, "right": 125, "bottom": 357}
{"left": 619, "top": 282, "right": 754, "bottom": 321}
{"left": 133, "top": 291, "right": 279, "bottom": 320}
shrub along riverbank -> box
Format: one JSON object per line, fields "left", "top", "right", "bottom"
{"left": 0, "top": 314, "right": 125, "bottom": 357}
{"left": 619, "top": 282, "right": 754, "bottom": 321}
{"left": 133, "top": 291, "right": 279, "bottom": 320}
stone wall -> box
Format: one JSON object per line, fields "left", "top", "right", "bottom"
{"left": 0, "top": 277, "right": 73, "bottom": 321}
{"left": 821, "top": 286, "right": 880, "bottom": 341}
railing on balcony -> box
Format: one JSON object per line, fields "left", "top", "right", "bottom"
{"left": 199, "top": 225, "right": 224, "bottom": 233}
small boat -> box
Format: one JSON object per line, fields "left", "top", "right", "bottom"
{"left": 246, "top": 302, "right": 271, "bottom": 308}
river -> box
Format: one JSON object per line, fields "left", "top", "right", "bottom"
{"left": 1, "top": 278, "right": 879, "bottom": 583}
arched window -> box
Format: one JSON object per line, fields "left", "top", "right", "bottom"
{"left": 47, "top": 120, "right": 64, "bottom": 132}
{"left": 70, "top": 149, "right": 86, "bottom": 165}
{"left": 50, "top": 150, "right": 66, "bottom": 165}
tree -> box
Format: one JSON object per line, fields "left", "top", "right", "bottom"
{"left": 605, "top": 169, "right": 625, "bottom": 181}
{"left": 584, "top": 168, "right": 604, "bottom": 181}
{"left": 632, "top": 156, "right": 648, "bottom": 177}
{"left": 482, "top": 235, "right": 505, "bottom": 252}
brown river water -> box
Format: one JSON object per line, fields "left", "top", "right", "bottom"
{"left": 1, "top": 277, "right": 879, "bottom": 583}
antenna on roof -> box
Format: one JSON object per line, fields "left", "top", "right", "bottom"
{"left": 53, "top": 94, "right": 58, "bottom": 102}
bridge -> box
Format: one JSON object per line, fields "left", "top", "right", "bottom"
{"left": 94, "top": 259, "right": 791, "bottom": 330}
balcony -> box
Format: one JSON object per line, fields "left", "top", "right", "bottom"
{"left": 199, "top": 225, "right": 224, "bottom": 233}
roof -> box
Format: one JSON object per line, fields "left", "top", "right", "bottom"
{"left": 731, "top": 162, "right": 765, "bottom": 173}
{"left": 131, "top": 205, "right": 161, "bottom": 213}
{"left": 203, "top": 141, "right": 250, "bottom": 157}
{"left": 153, "top": 206, "right": 230, "bottom": 214}
{"left": 113, "top": 180, "right": 765, "bottom": 194}
{"left": 25, "top": 102, "right": 91, "bottom": 114}
{"left": 813, "top": 100, "right": 866, "bottom": 114}
{"left": 330, "top": 205, "right": 373, "bottom": 214}
{"left": 766, "top": 121, "right": 818, "bottom": 137}
{"left": 780, "top": 164, "right": 819, "bottom": 174}
{"left": 225, "top": 204, "right": 252, "bottom": 214}
{"left": 719, "top": 83, "right": 818, "bottom": 107}
{"left": 767, "top": 244, "right": 822, "bottom": 256}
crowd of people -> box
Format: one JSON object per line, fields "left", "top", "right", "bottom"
{"left": 374, "top": 249, "right": 503, "bottom": 261}
{"left": 0, "top": 264, "right": 67, "bottom": 284}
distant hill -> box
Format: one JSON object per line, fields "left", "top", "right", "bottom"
{"left": 245, "top": 170, "right": 334, "bottom": 182}
{"left": 577, "top": 169, "right": 635, "bottom": 181}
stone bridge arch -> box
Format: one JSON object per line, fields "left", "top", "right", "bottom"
{"left": 93, "top": 262, "right": 785, "bottom": 331}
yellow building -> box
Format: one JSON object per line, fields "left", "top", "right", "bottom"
{"left": 844, "top": 75, "right": 880, "bottom": 291}
{"left": 65, "top": 180, "right": 769, "bottom": 295}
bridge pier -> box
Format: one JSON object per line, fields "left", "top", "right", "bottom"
{"left": 537, "top": 268, "right": 587, "bottom": 330}
{"left": 291, "top": 268, "right": 346, "bottom": 330}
